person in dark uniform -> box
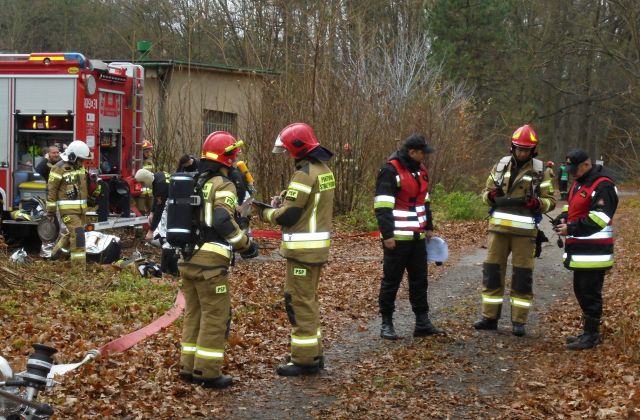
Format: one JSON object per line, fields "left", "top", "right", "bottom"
{"left": 373, "top": 134, "right": 444, "bottom": 340}
{"left": 555, "top": 149, "right": 618, "bottom": 350}
{"left": 35, "top": 145, "right": 61, "bottom": 182}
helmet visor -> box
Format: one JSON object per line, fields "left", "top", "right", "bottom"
{"left": 272, "top": 135, "right": 286, "bottom": 154}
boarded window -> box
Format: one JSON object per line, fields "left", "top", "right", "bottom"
{"left": 203, "top": 110, "right": 237, "bottom": 138}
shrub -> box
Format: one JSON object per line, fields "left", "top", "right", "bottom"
{"left": 430, "top": 183, "right": 486, "bottom": 221}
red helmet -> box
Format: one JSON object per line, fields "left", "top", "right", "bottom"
{"left": 546, "top": 160, "right": 554, "bottom": 168}
{"left": 273, "top": 123, "right": 320, "bottom": 158}
{"left": 511, "top": 124, "right": 538, "bottom": 149}
{"left": 201, "top": 131, "right": 243, "bottom": 167}
{"left": 142, "top": 139, "right": 154, "bottom": 150}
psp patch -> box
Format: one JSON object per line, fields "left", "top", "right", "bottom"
{"left": 286, "top": 189, "right": 298, "bottom": 200}
{"left": 318, "top": 172, "right": 336, "bottom": 191}
{"left": 224, "top": 196, "right": 236, "bottom": 208}
{"left": 293, "top": 267, "right": 307, "bottom": 276}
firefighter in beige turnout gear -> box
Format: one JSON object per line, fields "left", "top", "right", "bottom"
{"left": 136, "top": 140, "right": 155, "bottom": 213}
{"left": 256, "top": 122, "right": 335, "bottom": 377}
{"left": 46, "top": 140, "right": 91, "bottom": 264}
{"left": 178, "top": 132, "right": 258, "bottom": 389}
{"left": 474, "top": 125, "right": 556, "bottom": 336}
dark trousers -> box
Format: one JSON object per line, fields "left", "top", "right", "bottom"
{"left": 379, "top": 239, "right": 428, "bottom": 316}
{"left": 559, "top": 180, "right": 568, "bottom": 199}
{"left": 95, "top": 180, "right": 110, "bottom": 222}
{"left": 573, "top": 270, "right": 605, "bottom": 319}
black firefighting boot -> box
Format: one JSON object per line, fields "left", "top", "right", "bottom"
{"left": 276, "top": 360, "right": 321, "bottom": 377}
{"left": 512, "top": 322, "right": 526, "bottom": 337}
{"left": 195, "top": 375, "right": 233, "bottom": 389}
{"left": 380, "top": 313, "right": 398, "bottom": 340}
{"left": 566, "top": 316, "right": 587, "bottom": 344}
{"left": 473, "top": 317, "right": 498, "bottom": 330}
{"left": 414, "top": 313, "right": 445, "bottom": 337}
{"left": 567, "top": 316, "right": 601, "bottom": 350}
{"left": 178, "top": 372, "right": 193, "bottom": 383}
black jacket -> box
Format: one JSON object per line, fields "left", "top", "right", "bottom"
{"left": 374, "top": 150, "right": 434, "bottom": 240}
{"left": 565, "top": 165, "right": 618, "bottom": 238}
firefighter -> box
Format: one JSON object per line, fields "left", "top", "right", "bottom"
{"left": 374, "top": 134, "right": 444, "bottom": 340}
{"left": 254, "top": 122, "right": 334, "bottom": 376}
{"left": 133, "top": 140, "right": 155, "bottom": 214}
{"left": 473, "top": 125, "right": 556, "bottom": 336}
{"left": 142, "top": 140, "right": 156, "bottom": 171}
{"left": 545, "top": 161, "right": 555, "bottom": 183}
{"left": 134, "top": 168, "right": 171, "bottom": 242}
{"left": 178, "top": 131, "right": 258, "bottom": 389}
{"left": 554, "top": 150, "right": 618, "bottom": 350}
{"left": 46, "top": 140, "right": 91, "bottom": 265}
{"left": 558, "top": 161, "right": 570, "bottom": 200}
{"left": 34, "top": 145, "right": 61, "bottom": 182}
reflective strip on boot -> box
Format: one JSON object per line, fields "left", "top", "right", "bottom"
{"left": 510, "top": 297, "right": 532, "bottom": 308}
{"left": 291, "top": 334, "right": 319, "bottom": 348}
{"left": 181, "top": 342, "right": 197, "bottom": 355}
{"left": 482, "top": 294, "right": 504, "bottom": 304}
{"left": 195, "top": 346, "right": 224, "bottom": 360}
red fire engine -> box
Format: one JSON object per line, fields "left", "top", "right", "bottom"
{"left": 0, "top": 52, "right": 147, "bottom": 238}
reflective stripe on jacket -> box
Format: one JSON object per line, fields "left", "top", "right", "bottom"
{"left": 384, "top": 159, "right": 429, "bottom": 240}
{"left": 564, "top": 176, "right": 615, "bottom": 270}
{"left": 263, "top": 159, "right": 335, "bottom": 264}
{"left": 46, "top": 162, "right": 88, "bottom": 216}
{"left": 482, "top": 156, "right": 555, "bottom": 238}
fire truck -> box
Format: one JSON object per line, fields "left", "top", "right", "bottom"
{"left": 0, "top": 52, "right": 148, "bottom": 241}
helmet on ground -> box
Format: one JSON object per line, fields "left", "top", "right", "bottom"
{"left": 511, "top": 124, "right": 538, "bottom": 149}
{"left": 546, "top": 160, "right": 554, "bottom": 168}
{"left": 61, "top": 140, "right": 91, "bottom": 162}
{"left": 201, "top": 131, "right": 243, "bottom": 167}
{"left": 273, "top": 123, "right": 320, "bottom": 158}
{"left": 142, "top": 140, "right": 154, "bottom": 150}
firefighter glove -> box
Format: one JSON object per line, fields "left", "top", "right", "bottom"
{"left": 240, "top": 241, "right": 259, "bottom": 259}
{"left": 524, "top": 197, "right": 541, "bottom": 210}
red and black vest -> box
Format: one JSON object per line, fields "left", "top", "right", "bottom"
{"left": 388, "top": 159, "right": 429, "bottom": 240}
{"left": 564, "top": 176, "right": 614, "bottom": 270}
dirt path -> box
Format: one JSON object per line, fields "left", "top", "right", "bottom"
{"left": 222, "top": 211, "right": 571, "bottom": 418}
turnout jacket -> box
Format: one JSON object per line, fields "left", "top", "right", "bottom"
{"left": 261, "top": 157, "right": 335, "bottom": 264}
{"left": 190, "top": 171, "right": 251, "bottom": 266}
{"left": 558, "top": 165, "right": 618, "bottom": 270}
{"left": 46, "top": 161, "right": 88, "bottom": 216}
{"left": 374, "top": 150, "right": 433, "bottom": 241}
{"left": 482, "top": 156, "right": 555, "bottom": 238}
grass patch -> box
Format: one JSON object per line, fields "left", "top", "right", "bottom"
{"left": 430, "top": 184, "right": 486, "bottom": 221}
{"left": 60, "top": 271, "right": 175, "bottom": 324}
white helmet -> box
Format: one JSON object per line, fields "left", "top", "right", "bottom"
{"left": 61, "top": 140, "right": 91, "bottom": 162}
{"left": 134, "top": 168, "right": 154, "bottom": 187}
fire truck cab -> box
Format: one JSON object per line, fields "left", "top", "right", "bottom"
{"left": 0, "top": 52, "right": 145, "bottom": 238}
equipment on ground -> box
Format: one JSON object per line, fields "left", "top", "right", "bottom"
{"left": 0, "top": 344, "right": 58, "bottom": 419}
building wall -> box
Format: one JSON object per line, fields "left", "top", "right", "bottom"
{"left": 143, "top": 64, "right": 264, "bottom": 170}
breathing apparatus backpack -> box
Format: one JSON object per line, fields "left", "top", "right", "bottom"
{"left": 166, "top": 172, "right": 211, "bottom": 258}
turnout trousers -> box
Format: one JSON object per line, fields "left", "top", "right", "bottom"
{"left": 52, "top": 214, "right": 86, "bottom": 265}
{"left": 179, "top": 252, "right": 231, "bottom": 380}
{"left": 379, "top": 238, "right": 429, "bottom": 316}
{"left": 573, "top": 270, "right": 605, "bottom": 320}
{"left": 481, "top": 232, "right": 535, "bottom": 324}
{"left": 284, "top": 260, "right": 323, "bottom": 366}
